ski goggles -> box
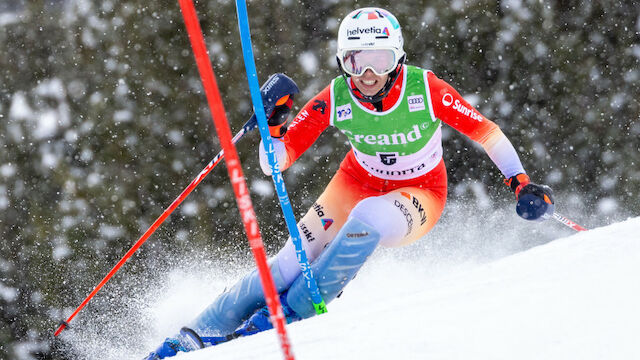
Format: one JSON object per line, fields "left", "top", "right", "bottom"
{"left": 339, "top": 48, "right": 401, "bottom": 77}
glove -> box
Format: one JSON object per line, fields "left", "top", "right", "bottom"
{"left": 268, "top": 95, "right": 294, "bottom": 138}
{"left": 259, "top": 137, "right": 288, "bottom": 175}
{"left": 505, "top": 173, "right": 555, "bottom": 221}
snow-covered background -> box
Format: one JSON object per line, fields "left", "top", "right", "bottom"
{"left": 183, "top": 217, "right": 640, "bottom": 360}
{"left": 1, "top": 1, "right": 639, "bottom": 359}
{"left": 54, "top": 206, "right": 640, "bottom": 360}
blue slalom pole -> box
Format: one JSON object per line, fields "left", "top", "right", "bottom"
{"left": 234, "top": 0, "right": 327, "bottom": 314}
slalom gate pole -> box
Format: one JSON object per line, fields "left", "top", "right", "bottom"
{"left": 177, "top": 1, "right": 294, "bottom": 359}
{"left": 553, "top": 212, "right": 588, "bottom": 232}
{"left": 234, "top": 0, "right": 328, "bottom": 315}
{"left": 54, "top": 118, "right": 258, "bottom": 337}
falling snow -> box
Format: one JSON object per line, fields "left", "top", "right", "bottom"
{"left": 1, "top": 1, "right": 638, "bottom": 359}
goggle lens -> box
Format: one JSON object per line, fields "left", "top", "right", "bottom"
{"left": 341, "top": 49, "right": 397, "bottom": 76}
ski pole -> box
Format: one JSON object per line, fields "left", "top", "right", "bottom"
{"left": 54, "top": 117, "right": 258, "bottom": 337}
{"left": 177, "top": 0, "right": 294, "bottom": 359}
{"left": 553, "top": 212, "right": 588, "bottom": 232}
{"left": 235, "top": 0, "right": 327, "bottom": 316}
{"left": 54, "top": 72, "right": 297, "bottom": 337}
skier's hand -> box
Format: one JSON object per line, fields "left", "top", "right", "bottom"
{"left": 268, "top": 95, "right": 294, "bottom": 138}
{"left": 505, "top": 173, "right": 555, "bottom": 221}
{"left": 259, "top": 138, "right": 288, "bottom": 175}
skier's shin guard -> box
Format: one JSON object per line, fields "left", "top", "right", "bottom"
{"left": 186, "top": 262, "right": 289, "bottom": 336}
{"left": 285, "top": 217, "right": 380, "bottom": 319}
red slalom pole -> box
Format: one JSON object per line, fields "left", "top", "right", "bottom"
{"left": 177, "top": 1, "right": 294, "bottom": 359}
{"left": 53, "top": 124, "right": 253, "bottom": 337}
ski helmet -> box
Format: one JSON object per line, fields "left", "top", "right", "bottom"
{"left": 336, "top": 7, "right": 406, "bottom": 103}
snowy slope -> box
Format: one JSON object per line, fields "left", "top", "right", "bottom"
{"left": 171, "top": 217, "right": 640, "bottom": 360}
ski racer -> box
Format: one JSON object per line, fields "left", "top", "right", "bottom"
{"left": 145, "top": 6, "right": 554, "bottom": 359}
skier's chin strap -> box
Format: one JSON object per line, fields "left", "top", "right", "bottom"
{"left": 336, "top": 54, "right": 406, "bottom": 104}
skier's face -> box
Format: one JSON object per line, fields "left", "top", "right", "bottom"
{"left": 352, "top": 69, "right": 389, "bottom": 96}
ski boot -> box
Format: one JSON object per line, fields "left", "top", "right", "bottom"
{"left": 235, "top": 292, "right": 302, "bottom": 336}
{"left": 189, "top": 292, "right": 302, "bottom": 348}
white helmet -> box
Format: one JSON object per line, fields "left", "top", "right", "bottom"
{"left": 337, "top": 7, "right": 405, "bottom": 60}
{"left": 336, "top": 7, "right": 406, "bottom": 103}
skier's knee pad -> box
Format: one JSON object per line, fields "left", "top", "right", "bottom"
{"left": 285, "top": 217, "right": 380, "bottom": 319}
{"left": 187, "top": 262, "right": 288, "bottom": 336}
{"left": 349, "top": 195, "right": 407, "bottom": 247}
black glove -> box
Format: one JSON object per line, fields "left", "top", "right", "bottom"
{"left": 505, "top": 173, "right": 555, "bottom": 221}
{"left": 268, "top": 95, "right": 294, "bottom": 138}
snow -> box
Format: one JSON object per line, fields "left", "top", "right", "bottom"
{"left": 297, "top": 51, "right": 319, "bottom": 75}
{"left": 0, "top": 281, "right": 18, "bottom": 302}
{"left": 52, "top": 243, "right": 71, "bottom": 261}
{"left": 0, "top": 12, "right": 20, "bottom": 27}
{"left": 168, "top": 217, "right": 640, "bottom": 360}
{"left": 52, "top": 189, "right": 635, "bottom": 360}
{"left": 597, "top": 197, "right": 619, "bottom": 215}
{"left": 40, "top": 150, "right": 60, "bottom": 168}
{"left": 251, "top": 178, "right": 274, "bottom": 197}
{"left": 9, "top": 92, "right": 34, "bottom": 120}
{"left": 34, "top": 78, "right": 66, "bottom": 101}
{"left": 34, "top": 111, "right": 59, "bottom": 140}
{"left": 180, "top": 201, "right": 199, "bottom": 217}
{"left": 99, "top": 224, "right": 125, "bottom": 239}
{"left": 86, "top": 172, "right": 101, "bottom": 187}
{"left": 113, "top": 109, "right": 133, "bottom": 123}
{"left": 0, "top": 185, "right": 8, "bottom": 209}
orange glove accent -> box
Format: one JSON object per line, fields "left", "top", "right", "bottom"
{"left": 504, "top": 173, "right": 531, "bottom": 199}
{"left": 268, "top": 96, "right": 294, "bottom": 138}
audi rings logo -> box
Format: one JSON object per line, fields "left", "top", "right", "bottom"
{"left": 407, "top": 94, "right": 425, "bottom": 112}
{"left": 442, "top": 93, "right": 454, "bottom": 107}
{"left": 408, "top": 97, "right": 424, "bottom": 105}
